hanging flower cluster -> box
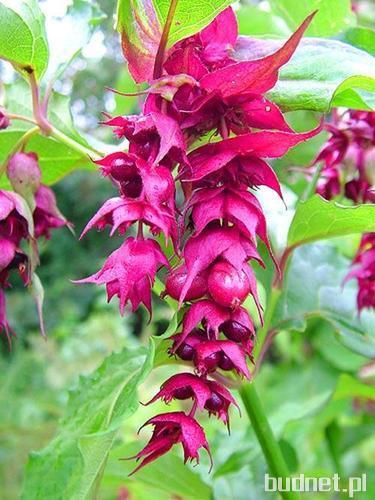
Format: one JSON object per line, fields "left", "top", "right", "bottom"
{"left": 311, "top": 110, "right": 375, "bottom": 203}
{"left": 78, "top": 8, "right": 321, "bottom": 472}
{"left": 0, "top": 152, "right": 68, "bottom": 345}
{"left": 310, "top": 110, "right": 375, "bottom": 312}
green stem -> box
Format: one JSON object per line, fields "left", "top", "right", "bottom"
{"left": 253, "top": 287, "right": 281, "bottom": 362}
{"left": 302, "top": 161, "right": 324, "bottom": 201}
{"left": 50, "top": 126, "right": 103, "bottom": 160}
{"left": 240, "top": 383, "right": 299, "bottom": 500}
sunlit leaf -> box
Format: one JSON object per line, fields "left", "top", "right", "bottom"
{"left": 22, "top": 343, "right": 154, "bottom": 499}
{"left": 0, "top": 0, "right": 49, "bottom": 78}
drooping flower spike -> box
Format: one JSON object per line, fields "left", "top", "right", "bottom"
{"left": 78, "top": 7, "right": 321, "bottom": 472}
{"left": 0, "top": 151, "right": 70, "bottom": 344}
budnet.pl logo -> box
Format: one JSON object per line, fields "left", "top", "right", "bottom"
{"left": 264, "top": 473, "right": 367, "bottom": 498}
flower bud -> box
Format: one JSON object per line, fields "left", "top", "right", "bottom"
{"left": 7, "top": 152, "right": 41, "bottom": 196}
{"left": 0, "top": 109, "right": 10, "bottom": 130}
{"left": 164, "top": 266, "right": 207, "bottom": 301}
{"left": 207, "top": 261, "right": 250, "bottom": 309}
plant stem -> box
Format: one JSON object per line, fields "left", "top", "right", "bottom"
{"left": 302, "top": 161, "right": 324, "bottom": 201}
{"left": 29, "top": 71, "right": 52, "bottom": 134}
{"left": 7, "top": 113, "right": 38, "bottom": 126}
{"left": 153, "top": 0, "right": 179, "bottom": 79}
{"left": 240, "top": 382, "right": 299, "bottom": 500}
{"left": 49, "top": 126, "right": 103, "bottom": 160}
{"left": 253, "top": 287, "right": 281, "bottom": 362}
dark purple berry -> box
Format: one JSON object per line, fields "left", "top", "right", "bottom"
{"left": 219, "top": 353, "right": 235, "bottom": 371}
{"left": 221, "top": 320, "right": 249, "bottom": 342}
{"left": 173, "top": 386, "right": 193, "bottom": 400}
{"left": 205, "top": 393, "right": 224, "bottom": 412}
{"left": 176, "top": 343, "right": 195, "bottom": 361}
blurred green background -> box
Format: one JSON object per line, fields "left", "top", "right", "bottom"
{"left": 1, "top": 1, "right": 375, "bottom": 499}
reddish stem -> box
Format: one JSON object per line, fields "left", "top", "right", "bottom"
{"left": 29, "top": 71, "right": 52, "bottom": 135}
{"left": 153, "top": 0, "right": 179, "bottom": 79}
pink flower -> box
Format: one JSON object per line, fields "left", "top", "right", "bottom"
{"left": 145, "top": 373, "right": 240, "bottom": 426}
{"left": 80, "top": 196, "right": 177, "bottom": 244}
{"left": 95, "top": 152, "right": 176, "bottom": 209}
{"left": 345, "top": 233, "right": 375, "bottom": 311}
{"left": 75, "top": 237, "right": 169, "bottom": 315}
{"left": 128, "top": 412, "right": 211, "bottom": 474}
{"left": 33, "top": 185, "right": 69, "bottom": 239}
{"left": 194, "top": 340, "right": 251, "bottom": 378}
{"left": 0, "top": 190, "right": 32, "bottom": 286}
{"left": 174, "top": 299, "right": 256, "bottom": 350}
{"left": 103, "top": 112, "right": 187, "bottom": 167}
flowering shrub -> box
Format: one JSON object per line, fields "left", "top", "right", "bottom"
{"left": 0, "top": 0, "right": 374, "bottom": 498}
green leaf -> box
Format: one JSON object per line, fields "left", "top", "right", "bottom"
{"left": 153, "top": 0, "right": 234, "bottom": 47}
{"left": 287, "top": 195, "right": 375, "bottom": 248}
{"left": 334, "top": 373, "right": 375, "bottom": 401}
{"left": 235, "top": 38, "right": 375, "bottom": 111}
{"left": 269, "top": 0, "right": 355, "bottom": 37}
{"left": 342, "top": 26, "right": 375, "bottom": 56}
{"left": 22, "top": 343, "right": 154, "bottom": 500}
{"left": 273, "top": 243, "right": 375, "bottom": 357}
{"left": 0, "top": 0, "right": 49, "bottom": 79}
{"left": 0, "top": 81, "right": 95, "bottom": 187}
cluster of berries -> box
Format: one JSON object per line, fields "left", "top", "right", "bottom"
{"left": 311, "top": 110, "right": 375, "bottom": 312}
{"left": 0, "top": 151, "right": 68, "bottom": 345}
{"left": 77, "top": 8, "right": 320, "bottom": 472}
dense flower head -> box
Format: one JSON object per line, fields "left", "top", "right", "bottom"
{"left": 80, "top": 7, "right": 321, "bottom": 473}
{"left": 311, "top": 110, "right": 375, "bottom": 203}
{"left": 345, "top": 233, "right": 375, "bottom": 312}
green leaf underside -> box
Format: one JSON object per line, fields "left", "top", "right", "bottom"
{"left": 274, "top": 243, "right": 375, "bottom": 357}
{"left": 22, "top": 343, "right": 154, "bottom": 500}
{"left": 287, "top": 195, "right": 375, "bottom": 248}
{"left": 235, "top": 37, "right": 375, "bottom": 111}
{"left": 0, "top": 0, "right": 49, "bottom": 78}
{"left": 0, "top": 81, "right": 94, "bottom": 187}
